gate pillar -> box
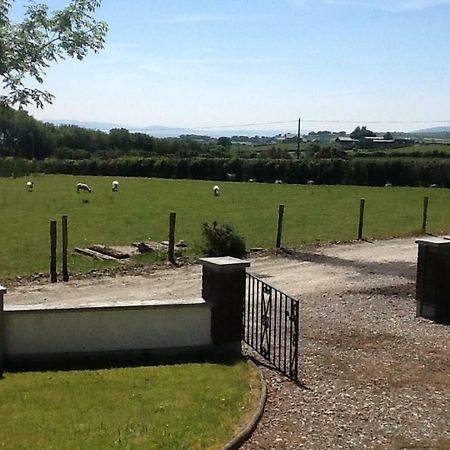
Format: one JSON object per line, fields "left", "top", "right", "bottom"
{"left": 200, "top": 257, "right": 250, "bottom": 355}
{"left": 0, "top": 285, "right": 6, "bottom": 376}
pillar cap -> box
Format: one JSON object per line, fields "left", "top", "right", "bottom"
{"left": 416, "top": 237, "right": 450, "bottom": 247}
{"left": 0, "top": 285, "right": 6, "bottom": 295}
{"left": 199, "top": 256, "right": 250, "bottom": 269}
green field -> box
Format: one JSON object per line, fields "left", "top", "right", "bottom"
{"left": 0, "top": 361, "right": 257, "bottom": 450}
{"left": 0, "top": 174, "right": 449, "bottom": 280}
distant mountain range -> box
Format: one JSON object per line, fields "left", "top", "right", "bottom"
{"left": 41, "top": 119, "right": 293, "bottom": 138}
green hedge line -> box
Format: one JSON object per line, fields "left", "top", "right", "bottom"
{"left": 1, "top": 157, "right": 449, "bottom": 187}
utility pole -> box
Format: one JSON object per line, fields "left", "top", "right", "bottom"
{"left": 296, "top": 117, "right": 301, "bottom": 160}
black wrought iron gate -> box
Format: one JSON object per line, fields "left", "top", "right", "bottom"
{"left": 243, "top": 272, "right": 299, "bottom": 380}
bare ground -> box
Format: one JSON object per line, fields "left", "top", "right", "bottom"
{"left": 4, "top": 237, "right": 450, "bottom": 449}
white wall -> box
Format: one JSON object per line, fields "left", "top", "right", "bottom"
{"left": 3, "top": 299, "right": 211, "bottom": 356}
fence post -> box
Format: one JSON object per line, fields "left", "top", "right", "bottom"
{"left": 62, "top": 215, "right": 69, "bottom": 282}
{"left": 50, "top": 220, "right": 57, "bottom": 283}
{"left": 0, "top": 285, "right": 6, "bottom": 376}
{"left": 358, "top": 198, "right": 365, "bottom": 240}
{"left": 422, "top": 196, "right": 429, "bottom": 234}
{"left": 199, "top": 257, "right": 250, "bottom": 355}
{"left": 168, "top": 211, "right": 176, "bottom": 263}
{"left": 276, "top": 204, "right": 285, "bottom": 249}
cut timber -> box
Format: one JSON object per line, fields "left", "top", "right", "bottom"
{"left": 88, "top": 245, "right": 130, "bottom": 259}
{"left": 74, "top": 247, "right": 117, "bottom": 261}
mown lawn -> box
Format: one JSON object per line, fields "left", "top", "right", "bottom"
{"left": 0, "top": 174, "right": 449, "bottom": 279}
{"left": 0, "top": 361, "right": 258, "bottom": 450}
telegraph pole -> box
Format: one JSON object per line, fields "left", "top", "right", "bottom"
{"left": 296, "top": 117, "right": 301, "bottom": 159}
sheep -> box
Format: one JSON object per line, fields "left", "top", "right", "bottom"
{"left": 112, "top": 180, "right": 119, "bottom": 192}
{"left": 76, "top": 182, "right": 91, "bottom": 193}
{"left": 213, "top": 185, "right": 220, "bottom": 197}
{"left": 429, "top": 184, "right": 438, "bottom": 188}
{"left": 26, "top": 180, "right": 34, "bottom": 192}
{"left": 307, "top": 180, "right": 315, "bottom": 185}
{"left": 275, "top": 179, "right": 283, "bottom": 184}
{"left": 225, "top": 172, "right": 237, "bottom": 181}
{"left": 385, "top": 182, "right": 393, "bottom": 187}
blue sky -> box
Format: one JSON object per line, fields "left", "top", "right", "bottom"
{"left": 21, "top": 0, "right": 450, "bottom": 133}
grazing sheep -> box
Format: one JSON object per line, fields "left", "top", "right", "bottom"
{"left": 275, "top": 179, "right": 283, "bottom": 184}
{"left": 213, "top": 185, "right": 220, "bottom": 197}
{"left": 307, "top": 180, "right": 315, "bottom": 185}
{"left": 248, "top": 178, "right": 255, "bottom": 182}
{"left": 112, "top": 180, "right": 119, "bottom": 192}
{"left": 385, "top": 182, "right": 393, "bottom": 187}
{"left": 225, "top": 172, "right": 237, "bottom": 181}
{"left": 26, "top": 180, "right": 34, "bottom": 192}
{"left": 76, "top": 182, "right": 91, "bottom": 193}
{"left": 429, "top": 184, "right": 438, "bottom": 188}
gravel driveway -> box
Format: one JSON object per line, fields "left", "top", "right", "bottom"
{"left": 4, "top": 237, "right": 450, "bottom": 449}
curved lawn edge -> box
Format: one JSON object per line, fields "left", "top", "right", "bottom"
{"left": 222, "top": 361, "right": 268, "bottom": 450}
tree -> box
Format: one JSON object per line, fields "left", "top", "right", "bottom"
{"left": 0, "top": 0, "right": 107, "bottom": 108}
{"left": 350, "top": 126, "right": 375, "bottom": 140}
{"left": 217, "top": 136, "right": 232, "bottom": 148}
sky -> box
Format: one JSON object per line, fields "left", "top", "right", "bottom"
{"left": 15, "top": 0, "right": 450, "bottom": 133}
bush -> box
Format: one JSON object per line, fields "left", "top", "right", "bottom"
{"left": 201, "top": 221, "right": 246, "bottom": 258}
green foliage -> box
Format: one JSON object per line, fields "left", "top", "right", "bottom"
{"left": 201, "top": 221, "right": 246, "bottom": 258}
{"left": 0, "top": 0, "right": 107, "bottom": 108}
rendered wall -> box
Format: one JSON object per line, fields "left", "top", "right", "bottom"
{"left": 3, "top": 299, "right": 211, "bottom": 356}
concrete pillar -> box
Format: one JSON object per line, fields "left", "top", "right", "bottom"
{"left": 416, "top": 237, "right": 450, "bottom": 324}
{"left": 0, "top": 285, "right": 6, "bottom": 376}
{"left": 200, "top": 257, "right": 250, "bottom": 355}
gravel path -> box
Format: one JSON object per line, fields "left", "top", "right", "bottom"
{"left": 4, "top": 237, "right": 450, "bottom": 449}
{"left": 242, "top": 239, "right": 450, "bottom": 450}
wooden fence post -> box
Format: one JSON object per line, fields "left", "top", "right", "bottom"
{"left": 358, "top": 198, "right": 365, "bottom": 240}
{"left": 50, "top": 220, "right": 57, "bottom": 283}
{"left": 168, "top": 211, "right": 176, "bottom": 263}
{"left": 276, "top": 204, "right": 285, "bottom": 249}
{"left": 422, "top": 196, "right": 429, "bottom": 234}
{"left": 62, "top": 215, "right": 69, "bottom": 282}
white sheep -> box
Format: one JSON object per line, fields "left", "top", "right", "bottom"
{"left": 307, "top": 180, "right": 315, "bottom": 185}
{"left": 385, "top": 182, "right": 393, "bottom": 187}
{"left": 76, "top": 182, "right": 91, "bottom": 193}
{"left": 26, "top": 180, "right": 34, "bottom": 192}
{"left": 275, "top": 179, "right": 283, "bottom": 184}
{"left": 112, "top": 180, "right": 119, "bottom": 192}
{"left": 213, "top": 185, "right": 220, "bottom": 197}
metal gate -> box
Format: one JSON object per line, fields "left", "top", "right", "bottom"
{"left": 243, "top": 272, "right": 299, "bottom": 380}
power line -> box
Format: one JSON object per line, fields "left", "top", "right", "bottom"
{"left": 146, "top": 118, "right": 450, "bottom": 131}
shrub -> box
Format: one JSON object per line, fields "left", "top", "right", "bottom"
{"left": 201, "top": 221, "right": 246, "bottom": 258}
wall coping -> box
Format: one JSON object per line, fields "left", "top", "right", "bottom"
{"left": 4, "top": 297, "right": 207, "bottom": 313}
{"left": 0, "top": 285, "right": 6, "bottom": 295}
{"left": 416, "top": 237, "right": 450, "bottom": 247}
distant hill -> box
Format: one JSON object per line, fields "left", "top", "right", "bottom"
{"left": 413, "top": 126, "right": 450, "bottom": 134}
{"left": 41, "top": 118, "right": 292, "bottom": 138}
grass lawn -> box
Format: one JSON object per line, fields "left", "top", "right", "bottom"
{"left": 0, "top": 174, "right": 449, "bottom": 279}
{"left": 0, "top": 361, "right": 259, "bottom": 450}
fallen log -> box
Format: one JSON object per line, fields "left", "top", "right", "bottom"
{"left": 74, "top": 247, "right": 117, "bottom": 261}
{"left": 88, "top": 245, "right": 130, "bottom": 259}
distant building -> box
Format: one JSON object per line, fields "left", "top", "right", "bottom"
{"left": 335, "top": 136, "right": 358, "bottom": 149}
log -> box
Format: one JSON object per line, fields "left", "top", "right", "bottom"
{"left": 88, "top": 245, "right": 130, "bottom": 259}
{"left": 74, "top": 247, "right": 117, "bottom": 261}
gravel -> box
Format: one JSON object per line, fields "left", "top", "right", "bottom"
{"left": 242, "top": 276, "right": 450, "bottom": 449}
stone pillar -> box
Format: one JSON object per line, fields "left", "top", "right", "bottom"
{"left": 200, "top": 257, "right": 250, "bottom": 355}
{"left": 416, "top": 237, "right": 450, "bottom": 324}
{"left": 0, "top": 285, "right": 6, "bottom": 376}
